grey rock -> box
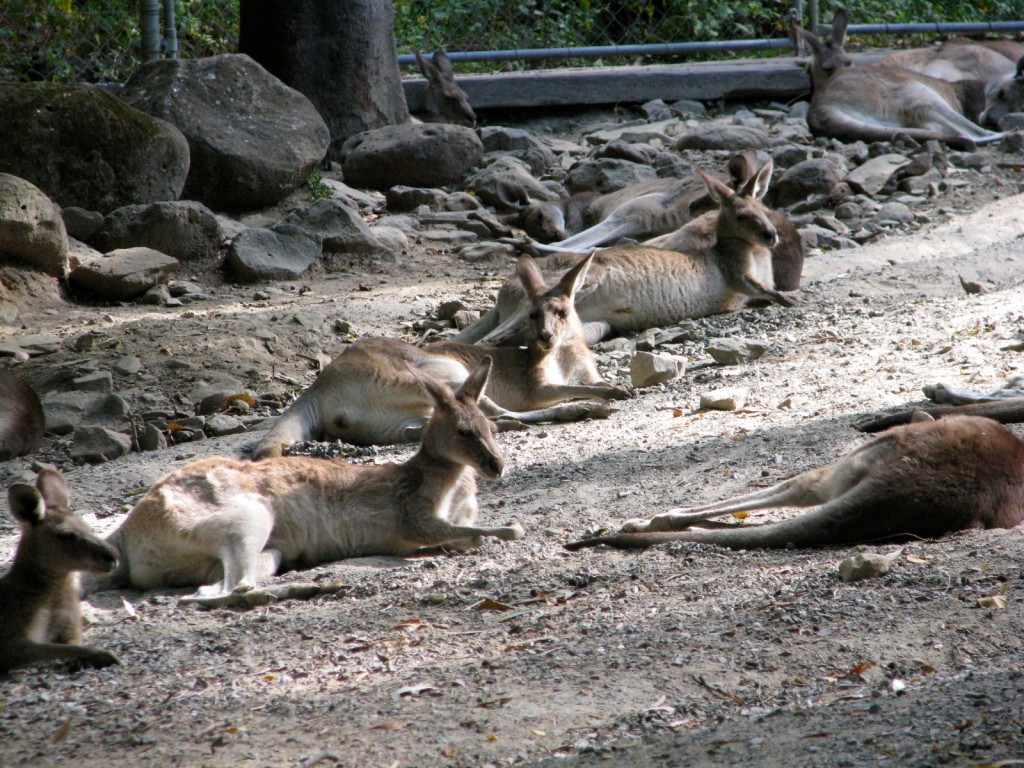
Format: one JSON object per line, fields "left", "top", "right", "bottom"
{"left": 205, "top": 413, "right": 247, "bottom": 437}
{"left": 72, "top": 371, "right": 113, "bottom": 393}
{"left": 0, "top": 334, "right": 63, "bottom": 357}
{"left": 60, "top": 206, "right": 104, "bottom": 242}
{"left": 478, "top": 126, "right": 556, "bottom": 171}
{"left": 959, "top": 273, "right": 990, "bottom": 295}
{"left": 0, "top": 173, "right": 69, "bottom": 278}
{"left": 114, "top": 356, "right": 143, "bottom": 375}
{"left": 369, "top": 225, "right": 410, "bottom": 253}
{"left": 700, "top": 387, "right": 748, "bottom": 411}
{"left": 442, "top": 191, "right": 482, "bottom": 212}
{"left": 774, "top": 157, "right": 848, "bottom": 207}
{"left": 594, "top": 140, "right": 658, "bottom": 165}
{"left": 0, "top": 82, "right": 189, "bottom": 213}
{"left": 283, "top": 198, "right": 387, "bottom": 255}
{"left": 997, "top": 112, "right": 1024, "bottom": 131}
{"left": 90, "top": 200, "right": 225, "bottom": 262}
{"left": 839, "top": 552, "right": 896, "bottom": 583}
{"left": 676, "top": 124, "right": 769, "bottom": 151}
{"left": 224, "top": 224, "right": 321, "bottom": 282}
{"left": 457, "top": 242, "right": 516, "bottom": 262}
{"left": 341, "top": 122, "right": 483, "bottom": 191}
{"left": 70, "top": 425, "right": 133, "bottom": 463}
{"left": 41, "top": 391, "right": 128, "bottom": 435}
{"left": 138, "top": 422, "right": 168, "bottom": 452}
{"left": 466, "top": 156, "right": 557, "bottom": 211}
{"left": 874, "top": 201, "right": 914, "bottom": 224}
{"left": 120, "top": 54, "right": 330, "bottom": 212}
{"left": 564, "top": 158, "right": 657, "bottom": 194}
{"left": 630, "top": 351, "right": 687, "bottom": 388}
{"left": 845, "top": 154, "right": 910, "bottom": 196}
{"left": 69, "top": 247, "right": 179, "bottom": 300}
{"left": 386, "top": 186, "right": 447, "bottom": 212}
{"left": 140, "top": 283, "right": 174, "bottom": 305}
{"left": 707, "top": 338, "right": 768, "bottom": 366}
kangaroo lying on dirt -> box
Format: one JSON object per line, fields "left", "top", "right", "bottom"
{"left": 858, "top": 375, "right": 1024, "bottom": 433}
{"left": 253, "top": 252, "right": 630, "bottom": 455}
{"left": 0, "top": 369, "right": 45, "bottom": 460}
{"left": 456, "top": 159, "right": 797, "bottom": 347}
{"left": 981, "top": 55, "right": 1024, "bottom": 127}
{"left": 880, "top": 37, "right": 1024, "bottom": 84}
{"left": 796, "top": 10, "right": 1005, "bottom": 148}
{"left": 91, "top": 359, "right": 523, "bottom": 602}
{"left": 0, "top": 470, "right": 119, "bottom": 672}
{"left": 412, "top": 50, "right": 476, "bottom": 126}
{"left": 566, "top": 414, "right": 1024, "bottom": 552}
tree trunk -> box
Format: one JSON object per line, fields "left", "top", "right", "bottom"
{"left": 239, "top": 0, "right": 409, "bottom": 159}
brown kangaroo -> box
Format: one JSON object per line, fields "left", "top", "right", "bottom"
{"left": 981, "top": 55, "right": 1024, "bottom": 127}
{"left": 413, "top": 50, "right": 476, "bottom": 126}
{"left": 0, "top": 369, "right": 45, "bottom": 460}
{"left": 456, "top": 160, "right": 796, "bottom": 347}
{"left": 566, "top": 414, "right": 1024, "bottom": 552}
{"left": 92, "top": 359, "right": 523, "bottom": 602}
{"left": 253, "top": 252, "right": 630, "bottom": 455}
{"left": 0, "top": 470, "right": 120, "bottom": 672}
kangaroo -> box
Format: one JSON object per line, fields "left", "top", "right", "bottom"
{"left": 524, "top": 178, "right": 710, "bottom": 253}
{"left": 880, "top": 37, "right": 1024, "bottom": 83}
{"left": 650, "top": 150, "right": 805, "bottom": 292}
{"left": 858, "top": 376, "right": 1024, "bottom": 433}
{"left": 0, "top": 369, "right": 45, "bottom": 460}
{"left": 796, "top": 10, "right": 1005, "bottom": 149}
{"left": 93, "top": 359, "right": 523, "bottom": 602}
{"left": 0, "top": 470, "right": 119, "bottom": 672}
{"left": 456, "top": 160, "right": 797, "bottom": 347}
{"left": 253, "top": 252, "right": 631, "bottom": 455}
{"left": 412, "top": 50, "right": 476, "bottom": 126}
{"left": 981, "top": 55, "right": 1024, "bottom": 127}
{"left": 566, "top": 414, "right": 1024, "bottom": 552}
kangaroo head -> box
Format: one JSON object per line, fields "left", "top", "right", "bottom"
{"left": 794, "top": 9, "right": 852, "bottom": 89}
{"left": 521, "top": 202, "right": 569, "bottom": 242}
{"left": 516, "top": 252, "right": 593, "bottom": 352}
{"left": 415, "top": 50, "right": 476, "bottom": 127}
{"left": 981, "top": 55, "right": 1024, "bottom": 127}
{"left": 7, "top": 469, "right": 117, "bottom": 576}
{"left": 700, "top": 162, "right": 779, "bottom": 249}
{"left": 414, "top": 358, "right": 505, "bottom": 480}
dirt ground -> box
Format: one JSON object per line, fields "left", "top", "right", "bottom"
{"left": 2, "top": 111, "right": 1024, "bottom": 768}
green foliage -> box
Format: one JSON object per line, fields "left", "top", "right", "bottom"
{"left": 305, "top": 170, "right": 332, "bottom": 203}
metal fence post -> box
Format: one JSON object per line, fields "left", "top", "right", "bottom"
{"left": 140, "top": 0, "right": 161, "bottom": 60}
{"left": 808, "top": 0, "right": 820, "bottom": 35}
{"left": 163, "top": 0, "right": 178, "bottom": 58}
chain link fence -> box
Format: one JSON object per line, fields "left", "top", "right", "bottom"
{"left": 3, "top": 1, "right": 1024, "bottom": 83}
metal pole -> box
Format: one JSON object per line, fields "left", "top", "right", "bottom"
{"left": 140, "top": 0, "right": 161, "bottom": 60}
{"left": 162, "top": 0, "right": 178, "bottom": 58}
{"left": 808, "top": 0, "right": 819, "bottom": 36}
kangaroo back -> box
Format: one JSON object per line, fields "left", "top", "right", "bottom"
{"left": 0, "top": 370, "right": 44, "bottom": 460}
{"left": 0, "top": 470, "right": 119, "bottom": 671}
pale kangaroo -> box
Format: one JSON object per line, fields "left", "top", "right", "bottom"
{"left": 413, "top": 50, "right": 476, "bottom": 126}
{"left": 456, "top": 160, "right": 796, "bottom": 347}
{"left": 253, "top": 252, "right": 630, "bottom": 455}
{"left": 566, "top": 414, "right": 1024, "bottom": 552}
{"left": 859, "top": 375, "right": 1024, "bottom": 433}
{"left": 0, "top": 470, "right": 120, "bottom": 672}
{"left": 93, "top": 358, "right": 523, "bottom": 602}
{"left": 0, "top": 369, "right": 45, "bottom": 460}
{"left": 980, "top": 56, "right": 1024, "bottom": 127}
{"left": 880, "top": 37, "right": 1024, "bottom": 84}
{"left": 796, "top": 10, "right": 1005, "bottom": 148}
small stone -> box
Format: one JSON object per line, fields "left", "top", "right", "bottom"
{"left": 205, "top": 413, "right": 247, "bottom": 437}
{"left": 114, "top": 356, "right": 144, "bottom": 375}
{"left": 72, "top": 371, "right": 113, "bottom": 393}
{"left": 435, "top": 300, "right": 468, "bottom": 321}
{"left": 70, "top": 425, "right": 133, "bottom": 463}
{"left": 838, "top": 552, "right": 897, "bottom": 583}
{"left": 629, "top": 351, "right": 686, "bottom": 388}
{"left": 700, "top": 387, "right": 748, "bottom": 411}
{"left": 138, "top": 423, "right": 168, "bottom": 452}
{"left": 706, "top": 338, "right": 768, "bottom": 366}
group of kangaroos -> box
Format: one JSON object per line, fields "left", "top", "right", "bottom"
{"left": 4, "top": 10, "right": 1024, "bottom": 672}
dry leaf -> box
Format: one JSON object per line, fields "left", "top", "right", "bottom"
{"left": 672, "top": 408, "right": 683, "bottom": 418}
{"left": 486, "top": 734, "right": 499, "bottom": 741}
{"left": 848, "top": 662, "right": 873, "bottom": 676}
{"left": 472, "top": 598, "right": 514, "bottom": 612}
{"left": 905, "top": 555, "right": 928, "bottom": 564}
{"left": 730, "top": 511, "right": 748, "bottom": 520}
{"left": 977, "top": 595, "right": 1007, "bottom": 610}
{"left": 394, "top": 682, "right": 435, "bottom": 699}
{"left": 121, "top": 596, "right": 138, "bottom": 618}
{"left": 53, "top": 720, "right": 72, "bottom": 743}
{"left": 372, "top": 721, "right": 410, "bottom": 731}
{"left": 532, "top": 729, "right": 546, "bottom": 736}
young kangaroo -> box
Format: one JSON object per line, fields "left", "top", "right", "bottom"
{"left": 0, "top": 369, "right": 45, "bottom": 460}
{"left": 253, "top": 252, "right": 631, "bottom": 455}
{"left": 796, "top": 10, "right": 1005, "bottom": 149}
{"left": 412, "top": 50, "right": 476, "bottom": 126}
{"left": 0, "top": 470, "right": 119, "bottom": 672}
{"left": 95, "top": 359, "right": 523, "bottom": 601}
{"left": 566, "top": 414, "right": 1024, "bottom": 552}
{"left": 456, "top": 160, "right": 796, "bottom": 347}
{"left": 858, "top": 376, "right": 1024, "bottom": 433}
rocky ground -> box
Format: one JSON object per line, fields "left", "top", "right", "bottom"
{"left": 1, "top": 103, "right": 1024, "bottom": 768}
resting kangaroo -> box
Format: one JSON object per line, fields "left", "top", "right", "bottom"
{"left": 858, "top": 375, "right": 1024, "bottom": 433}
{"left": 0, "top": 470, "right": 119, "bottom": 672}
{"left": 253, "top": 252, "right": 630, "bottom": 455}
{"left": 981, "top": 55, "right": 1024, "bottom": 127}
{"left": 796, "top": 10, "right": 1005, "bottom": 148}
{"left": 91, "top": 358, "right": 523, "bottom": 602}
{"left": 456, "top": 160, "right": 796, "bottom": 347}
{"left": 0, "top": 369, "right": 45, "bottom": 460}
{"left": 880, "top": 37, "right": 1024, "bottom": 84}
{"left": 566, "top": 414, "right": 1024, "bottom": 552}
{"left": 412, "top": 50, "right": 476, "bottom": 126}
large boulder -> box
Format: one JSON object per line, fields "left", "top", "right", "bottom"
{"left": 120, "top": 54, "right": 330, "bottom": 212}
{"left": 68, "top": 247, "right": 179, "bottom": 300}
{"left": 0, "top": 82, "right": 189, "bottom": 214}
{"left": 224, "top": 224, "right": 322, "bottom": 282}
{"left": 0, "top": 173, "right": 69, "bottom": 278}
{"left": 90, "top": 200, "right": 225, "bottom": 262}
{"left": 341, "top": 123, "right": 483, "bottom": 191}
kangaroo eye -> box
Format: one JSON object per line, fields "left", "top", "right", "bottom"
{"left": 529, "top": 310, "right": 540, "bottom": 321}
{"left": 556, "top": 309, "right": 568, "bottom": 319}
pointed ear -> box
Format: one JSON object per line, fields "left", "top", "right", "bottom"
{"left": 432, "top": 50, "right": 455, "bottom": 78}
{"left": 727, "top": 151, "right": 758, "bottom": 188}
{"left": 553, "top": 251, "right": 594, "bottom": 300}
{"left": 35, "top": 468, "right": 69, "bottom": 511}
{"left": 416, "top": 50, "right": 440, "bottom": 81}
{"left": 698, "top": 169, "right": 734, "bottom": 205}
{"left": 8, "top": 483, "right": 45, "bottom": 527}
{"left": 831, "top": 8, "right": 848, "bottom": 46}
{"left": 739, "top": 160, "right": 773, "bottom": 200}
{"left": 797, "top": 25, "right": 824, "bottom": 57}
{"left": 458, "top": 356, "right": 492, "bottom": 403}
{"left": 516, "top": 255, "right": 550, "bottom": 300}
{"left": 909, "top": 410, "right": 936, "bottom": 424}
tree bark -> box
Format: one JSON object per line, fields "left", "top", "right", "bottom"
{"left": 239, "top": 0, "right": 409, "bottom": 158}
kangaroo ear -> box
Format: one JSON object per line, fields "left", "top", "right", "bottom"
{"left": 699, "top": 170, "right": 734, "bottom": 205}
{"left": 727, "top": 151, "right": 758, "bottom": 188}
{"left": 35, "top": 468, "right": 69, "bottom": 512}
{"left": 1016, "top": 54, "right": 1024, "bottom": 78}
{"left": 909, "top": 410, "right": 936, "bottom": 424}
{"left": 458, "top": 356, "right": 492, "bottom": 403}
{"left": 416, "top": 50, "right": 440, "bottom": 82}
{"left": 7, "top": 483, "right": 45, "bottom": 527}
{"left": 740, "top": 160, "right": 774, "bottom": 200}
{"left": 554, "top": 251, "right": 594, "bottom": 300}
{"left": 516, "top": 255, "right": 550, "bottom": 300}
{"left": 831, "top": 8, "right": 849, "bottom": 46}
{"left": 795, "top": 23, "right": 824, "bottom": 57}
{"left": 432, "top": 50, "right": 455, "bottom": 78}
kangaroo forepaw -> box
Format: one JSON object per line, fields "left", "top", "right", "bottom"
{"left": 774, "top": 291, "right": 798, "bottom": 308}
{"left": 504, "top": 522, "right": 526, "bottom": 541}
{"left": 84, "top": 648, "right": 121, "bottom": 668}
{"left": 609, "top": 385, "right": 636, "bottom": 401}
{"left": 620, "top": 517, "right": 652, "bottom": 533}
{"left": 554, "top": 402, "right": 615, "bottom": 422}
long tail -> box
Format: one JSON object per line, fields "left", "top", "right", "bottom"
{"left": 857, "top": 398, "right": 1024, "bottom": 433}
{"left": 452, "top": 305, "right": 500, "bottom": 343}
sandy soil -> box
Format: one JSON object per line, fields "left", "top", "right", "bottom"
{"left": 1, "top": 116, "right": 1024, "bottom": 768}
